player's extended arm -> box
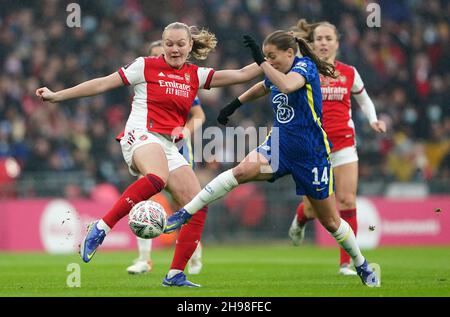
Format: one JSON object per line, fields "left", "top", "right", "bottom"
{"left": 217, "top": 81, "right": 268, "bottom": 125}
{"left": 352, "top": 69, "right": 386, "bottom": 133}
{"left": 36, "top": 72, "right": 124, "bottom": 103}
{"left": 238, "top": 81, "right": 269, "bottom": 103}
{"left": 185, "top": 105, "right": 206, "bottom": 136}
{"left": 209, "top": 63, "right": 263, "bottom": 88}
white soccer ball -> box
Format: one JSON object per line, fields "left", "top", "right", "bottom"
{"left": 128, "top": 200, "right": 167, "bottom": 239}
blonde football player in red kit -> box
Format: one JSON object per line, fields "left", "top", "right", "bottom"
{"left": 125, "top": 40, "right": 204, "bottom": 276}
{"left": 288, "top": 20, "right": 386, "bottom": 275}
{"left": 36, "top": 22, "right": 263, "bottom": 287}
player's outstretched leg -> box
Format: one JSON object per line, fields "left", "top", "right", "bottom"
{"left": 80, "top": 220, "right": 108, "bottom": 263}
{"left": 338, "top": 208, "right": 358, "bottom": 275}
{"left": 165, "top": 170, "right": 239, "bottom": 234}
{"left": 330, "top": 219, "right": 379, "bottom": 287}
{"left": 309, "top": 195, "right": 379, "bottom": 287}
{"left": 164, "top": 208, "right": 192, "bottom": 233}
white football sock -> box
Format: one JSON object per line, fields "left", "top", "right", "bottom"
{"left": 330, "top": 218, "right": 365, "bottom": 267}
{"left": 184, "top": 169, "right": 239, "bottom": 215}
{"left": 167, "top": 269, "right": 183, "bottom": 278}
{"left": 137, "top": 237, "right": 152, "bottom": 261}
{"left": 96, "top": 219, "right": 111, "bottom": 234}
{"left": 191, "top": 242, "right": 202, "bottom": 261}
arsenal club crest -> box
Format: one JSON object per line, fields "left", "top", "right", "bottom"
{"left": 184, "top": 73, "right": 190, "bottom": 83}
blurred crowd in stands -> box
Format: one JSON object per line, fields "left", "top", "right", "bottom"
{"left": 0, "top": 0, "right": 449, "bottom": 198}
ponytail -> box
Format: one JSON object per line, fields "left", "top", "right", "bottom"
{"left": 295, "top": 37, "right": 337, "bottom": 78}
{"left": 189, "top": 26, "right": 217, "bottom": 60}
{"left": 291, "top": 19, "right": 314, "bottom": 43}
{"left": 292, "top": 19, "right": 340, "bottom": 43}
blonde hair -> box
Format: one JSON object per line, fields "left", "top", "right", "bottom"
{"left": 163, "top": 22, "right": 217, "bottom": 60}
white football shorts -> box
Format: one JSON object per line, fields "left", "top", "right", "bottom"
{"left": 120, "top": 130, "right": 189, "bottom": 176}
{"left": 330, "top": 146, "right": 359, "bottom": 168}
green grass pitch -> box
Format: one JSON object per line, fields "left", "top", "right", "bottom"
{"left": 1, "top": 244, "right": 449, "bottom": 297}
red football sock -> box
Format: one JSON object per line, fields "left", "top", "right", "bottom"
{"left": 296, "top": 202, "right": 311, "bottom": 226}
{"left": 170, "top": 206, "right": 208, "bottom": 270}
{"left": 102, "top": 174, "right": 165, "bottom": 229}
{"left": 339, "top": 208, "right": 357, "bottom": 266}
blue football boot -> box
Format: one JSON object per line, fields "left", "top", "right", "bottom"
{"left": 80, "top": 220, "right": 106, "bottom": 263}
{"left": 356, "top": 259, "right": 380, "bottom": 287}
{"left": 164, "top": 208, "right": 192, "bottom": 233}
{"left": 162, "top": 272, "right": 201, "bottom": 287}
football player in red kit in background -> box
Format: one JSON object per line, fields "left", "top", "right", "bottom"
{"left": 288, "top": 20, "right": 386, "bottom": 276}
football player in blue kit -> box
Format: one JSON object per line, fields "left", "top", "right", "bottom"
{"left": 164, "top": 31, "right": 379, "bottom": 288}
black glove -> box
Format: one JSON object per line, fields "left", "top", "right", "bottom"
{"left": 217, "top": 98, "right": 242, "bottom": 125}
{"left": 243, "top": 35, "right": 265, "bottom": 65}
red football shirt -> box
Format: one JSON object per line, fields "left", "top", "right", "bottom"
{"left": 320, "top": 61, "right": 365, "bottom": 152}
{"left": 117, "top": 55, "right": 214, "bottom": 138}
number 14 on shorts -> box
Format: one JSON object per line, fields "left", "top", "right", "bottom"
{"left": 312, "top": 166, "right": 329, "bottom": 186}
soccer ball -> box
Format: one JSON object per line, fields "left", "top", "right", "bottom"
{"left": 128, "top": 200, "right": 167, "bottom": 239}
